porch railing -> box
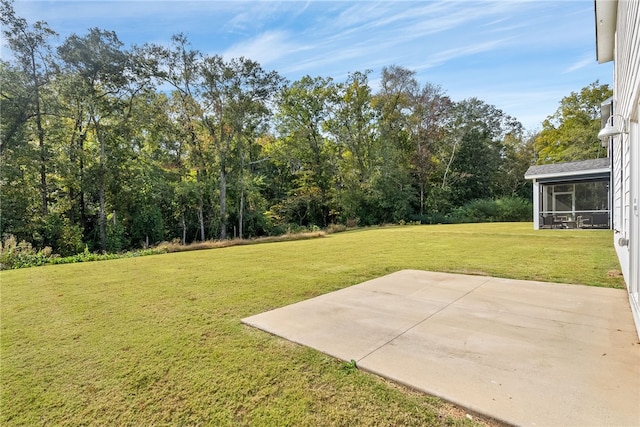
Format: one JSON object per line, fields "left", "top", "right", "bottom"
{"left": 539, "top": 210, "right": 610, "bottom": 229}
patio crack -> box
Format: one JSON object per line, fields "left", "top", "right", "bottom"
{"left": 356, "top": 276, "right": 493, "bottom": 363}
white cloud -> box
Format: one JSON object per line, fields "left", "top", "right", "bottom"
{"left": 222, "top": 30, "right": 304, "bottom": 65}
{"left": 416, "top": 38, "right": 508, "bottom": 70}
{"left": 563, "top": 54, "right": 594, "bottom": 73}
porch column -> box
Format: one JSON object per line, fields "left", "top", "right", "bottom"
{"left": 533, "top": 179, "right": 540, "bottom": 230}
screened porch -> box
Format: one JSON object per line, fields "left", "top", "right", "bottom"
{"left": 538, "top": 180, "right": 609, "bottom": 228}
{"left": 525, "top": 158, "right": 611, "bottom": 230}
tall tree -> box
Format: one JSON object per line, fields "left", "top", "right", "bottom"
{"left": 0, "top": 0, "right": 57, "bottom": 217}
{"left": 58, "top": 28, "right": 132, "bottom": 252}
{"left": 143, "top": 34, "right": 210, "bottom": 241}
{"left": 326, "top": 71, "right": 379, "bottom": 223}
{"left": 274, "top": 75, "right": 337, "bottom": 227}
{"left": 408, "top": 83, "right": 451, "bottom": 216}
{"left": 200, "top": 55, "right": 282, "bottom": 239}
{"left": 440, "top": 98, "right": 521, "bottom": 207}
{"left": 372, "top": 65, "right": 418, "bottom": 222}
{"left": 534, "top": 81, "right": 611, "bottom": 164}
{"left": 0, "top": 61, "right": 41, "bottom": 241}
{"left": 495, "top": 130, "right": 534, "bottom": 199}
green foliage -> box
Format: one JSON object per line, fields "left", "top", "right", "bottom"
{"left": 535, "top": 81, "right": 611, "bottom": 164}
{"left": 0, "top": 235, "right": 51, "bottom": 269}
{"left": 42, "top": 214, "right": 85, "bottom": 256}
{"left": 2, "top": 7, "right": 601, "bottom": 256}
{"left": 450, "top": 199, "right": 499, "bottom": 223}
{"left": 0, "top": 233, "right": 142, "bottom": 269}
{"left": 130, "top": 205, "right": 165, "bottom": 247}
{"left": 341, "top": 359, "right": 358, "bottom": 374}
{"left": 105, "top": 218, "right": 126, "bottom": 253}
{"left": 448, "top": 197, "right": 532, "bottom": 224}
{"left": 48, "top": 247, "right": 161, "bottom": 266}
{"left": 496, "top": 196, "right": 533, "bottom": 222}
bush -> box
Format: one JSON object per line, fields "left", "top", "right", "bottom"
{"left": 410, "top": 213, "right": 450, "bottom": 225}
{"left": 496, "top": 197, "right": 533, "bottom": 222}
{"left": 447, "top": 197, "right": 532, "bottom": 224}
{"left": 106, "top": 219, "right": 127, "bottom": 253}
{"left": 0, "top": 235, "right": 53, "bottom": 269}
{"left": 450, "top": 199, "right": 499, "bottom": 223}
{"left": 0, "top": 234, "right": 166, "bottom": 270}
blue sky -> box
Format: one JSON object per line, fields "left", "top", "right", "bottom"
{"left": 6, "top": 0, "right": 612, "bottom": 131}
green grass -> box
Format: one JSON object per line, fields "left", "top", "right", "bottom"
{"left": 0, "top": 223, "right": 623, "bottom": 426}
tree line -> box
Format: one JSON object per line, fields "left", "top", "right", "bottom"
{"left": 0, "top": 1, "right": 609, "bottom": 255}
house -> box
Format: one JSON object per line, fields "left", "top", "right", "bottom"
{"left": 525, "top": 158, "right": 611, "bottom": 229}
{"left": 595, "top": 0, "right": 640, "bottom": 338}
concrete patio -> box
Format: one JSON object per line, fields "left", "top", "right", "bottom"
{"left": 242, "top": 270, "right": 640, "bottom": 427}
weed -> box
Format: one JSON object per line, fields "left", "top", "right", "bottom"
{"left": 342, "top": 359, "right": 358, "bottom": 373}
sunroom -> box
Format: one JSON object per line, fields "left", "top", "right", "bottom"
{"left": 525, "top": 158, "right": 611, "bottom": 230}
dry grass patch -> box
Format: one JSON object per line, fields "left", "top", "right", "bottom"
{"left": 157, "top": 231, "right": 327, "bottom": 253}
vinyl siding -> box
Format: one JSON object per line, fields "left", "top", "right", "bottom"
{"left": 611, "top": 0, "right": 640, "bottom": 337}
{"left": 612, "top": 0, "right": 639, "bottom": 278}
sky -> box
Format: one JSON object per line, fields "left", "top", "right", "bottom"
{"left": 4, "top": 0, "right": 613, "bottom": 131}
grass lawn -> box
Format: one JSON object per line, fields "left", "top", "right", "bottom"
{"left": 0, "top": 223, "right": 623, "bottom": 426}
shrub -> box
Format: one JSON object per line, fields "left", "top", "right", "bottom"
{"left": 496, "top": 197, "right": 533, "bottom": 222}
{"left": 106, "top": 219, "right": 127, "bottom": 253}
{"left": 0, "top": 235, "right": 53, "bottom": 269}
{"left": 447, "top": 197, "right": 532, "bottom": 224}
{"left": 42, "top": 214, "right": 85, "bottom": 256}
{"left": 410, "top": 213, "right": 450, "bottom": 225}
{"left": 450, "top": 199, "right": 499, "bottom": 223}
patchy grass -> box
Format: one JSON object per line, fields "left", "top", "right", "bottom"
{"left": 1, "top": 223, "right": 622, "bottom": 425}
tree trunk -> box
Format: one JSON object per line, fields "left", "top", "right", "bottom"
{"left": 198, "top": 193, "right": 205, "bottom": 241}
{"left": 219, "top": 164, "right": 227, "bottom": 240}
{"left": 32, "top": 54, "right": 47, "bottom": 217}
{"left": 442, "top": 137, "right": 459, "bottom": 190}
{"left": 419, "top": 182, "right": 425, "bottom": 216}
{"left": 68, "top": 114, "right": 86, "bottom": 226}
{"left": 94, "top": 117, "right": 107, "bottom": 253}
{"left": 239, "top": 188, "right": 244, "bottom": 240}
{"left": 79, "top": 138, "right": 87, "bottom": 232}
{"left": 238, "top": 147, "right": 245, "bottom": 240}
{"left": 68, "top": 145, "right": 76, "bottom": 225}
{"left": 99, "top": 173, "right": 106, "bottom": 252}
{"left": 181, "top": 210, "right": 187, "bottom": 245}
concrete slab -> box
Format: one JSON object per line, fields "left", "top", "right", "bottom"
{"left": 242, "top": 270, "right": 640, "bottom": 427}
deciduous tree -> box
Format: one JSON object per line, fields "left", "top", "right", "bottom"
{"left": 1, "top": 0, "right": 57, "bottom": 217}
{"left": 535, "top": 81, "right": 611, "bottom": 164}
{"left": 58, "top": 28, "right": 134, "bottom": 252}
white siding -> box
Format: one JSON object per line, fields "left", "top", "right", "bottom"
{"left": 612, "top": 0, "right": 640, "bottom": 337}
{"left": 630, "top": 117, "right": 640, "bottom": 334}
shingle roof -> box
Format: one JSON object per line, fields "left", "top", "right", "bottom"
{"left": 525, "top": 158, "right": 610, "bottom": 179}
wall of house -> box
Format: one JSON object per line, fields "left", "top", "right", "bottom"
{"left": 612, "top": 0, "right": 640, "bottom": 337}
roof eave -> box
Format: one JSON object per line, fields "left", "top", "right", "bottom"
{"left": 595, "top": 0, "right": 617, "bottom": 64}
{"left": 525, "top": 167, "right": 611, "bottom": 181}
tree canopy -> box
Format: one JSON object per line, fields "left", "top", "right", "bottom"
{"left": 534, "top": 81, "right": 611, "bottom": 164}
{"left": 0, "top": 0, "right": 606, "bottom": 255}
